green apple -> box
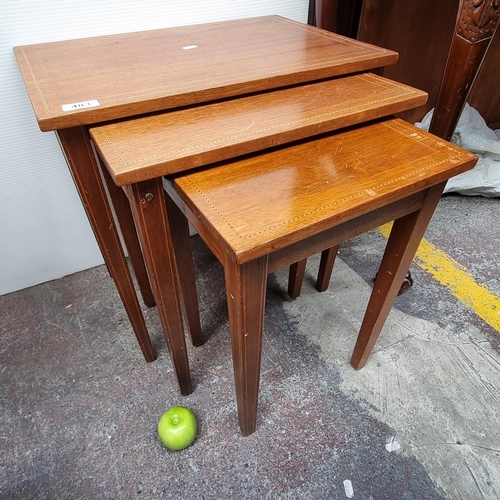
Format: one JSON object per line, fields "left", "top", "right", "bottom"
{"left": 157, "top": 406, "right": 197, "bottom": 451}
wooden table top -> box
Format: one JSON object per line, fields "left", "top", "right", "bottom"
{"left": 14, "top": 16, "right": 397, "bottom": 131}
{"left": 91, "top": 73, "right": 427, "bottom": 185}
{"left": 169, "top": 118, "right": 476, "bottom": 263}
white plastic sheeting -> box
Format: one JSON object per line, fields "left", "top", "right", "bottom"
{"left": 416, "top": 104, "right": 500, "bottom": 197}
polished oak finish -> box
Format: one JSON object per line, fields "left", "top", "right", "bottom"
{"left": 14, "top": 16, "right": 397, "bottom": 132}
{"left": 85, "top": 27, "right": 425, "bottom": 391}
{"left": 168, "top": 119, "right": 475, "bottom": 265}
{"left": 91, "top": 74, "right": 427, "bottom": 185}
{"left": 165, "top": 118, "right": 476, "bottom": 434}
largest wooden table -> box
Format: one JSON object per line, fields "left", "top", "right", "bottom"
{"left": 14, "top": 16, "right": 399, "bottom": 393}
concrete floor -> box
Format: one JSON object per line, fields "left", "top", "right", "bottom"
{"left": 1, "top": 194, "right": 499, "bottom": 499}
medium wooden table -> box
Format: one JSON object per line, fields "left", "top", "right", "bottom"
{"left": 90, "top": 71, "right": 429, "bottom": 401}
{"left": 89, "top": 80, "right": 476, "bottom": 434}
{"left": 14, "top": 16, "right": 398, "bottom": 393}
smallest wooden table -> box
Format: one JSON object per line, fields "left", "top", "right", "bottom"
{"left": 162, "top": 118, "right": 476, "bottom": 434}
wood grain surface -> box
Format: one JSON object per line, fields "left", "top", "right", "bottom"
{"left": 90, "top": 74, "right": 426, "bottom": 184}
{"left": 168, "top": 118, "right": 476, "bottom": 264}
{"left": 14, "top": 16, "right": 397, "bottom": 131}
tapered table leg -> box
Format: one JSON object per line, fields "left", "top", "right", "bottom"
{"left": 164, "top": 192, "right": 203, "bottom": 347}
{"left": 56, "top": 127, "right": 155, "bottom": 362}
{"left": 351, "top": 183, "right": 446, "bottom": 369}
{"left": 127, "top": 178, "right": 192, "bottom": 395}
{"left": 225, "top": 256, "right": 268, "bottom": 436}
{"left": 97, "top": 155, "right": 156, "bottom": 308}
{"left": 288, "top": 259, "right": 307, "bottom": 299}
{"left": 316, "top": 245, "right": 339, "bottom": 292}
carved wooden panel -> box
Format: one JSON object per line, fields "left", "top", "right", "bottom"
{"left": 457, "top": 0, "right": 500, "bottom": 42}
{"left": 356, "top": 0, "right": 500, "bottom": 127}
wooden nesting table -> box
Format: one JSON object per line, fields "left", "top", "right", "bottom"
{"left": 160, "top": 117, "right": 475, "bottom": 435}
{"left": 14, "top": 16, "right": 400, "bottom": 386}
{"left": 15, "top": 18, "right": 477, "bottom": 434}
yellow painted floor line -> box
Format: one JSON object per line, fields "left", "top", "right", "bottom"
{"left": 378, "top": 223, "right": 500, "bottom": 333}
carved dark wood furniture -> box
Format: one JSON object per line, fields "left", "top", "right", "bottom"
{"left": 310, "top": 0, "right": 500, "bottom": 129}
{"left": 303, "top": 0, "right": 500, "bottom": 296}
{"left": 429, "top": 0, "right": 500, "bottom": 139}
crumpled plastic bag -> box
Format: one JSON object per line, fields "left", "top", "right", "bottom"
{"left": 415, "top": 104, "right": 500, "bottom": 197}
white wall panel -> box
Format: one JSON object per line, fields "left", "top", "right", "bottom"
{"left": 0, "top": 0, "right": 308, "bottom": 295}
